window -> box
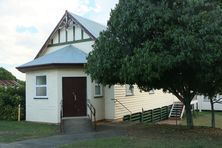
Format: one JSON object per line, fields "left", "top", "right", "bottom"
{"left": 126, "top": 84, "right": 134, "bottom": 96}
{"left": 94, "top": 82, "right": 103, "bottom": 97}
{"left": 36, "top": 76, "right": 47, "bottom": 98}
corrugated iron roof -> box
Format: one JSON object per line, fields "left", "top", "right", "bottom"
{"left": 70, "top": 12, "right": 106, "bottom": 38}
{"left": 17, "top": 45, "right": 87, "bottom": 69}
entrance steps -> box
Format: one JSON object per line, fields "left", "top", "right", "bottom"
{"left": 169, "top": 102, "right": 185, "bottom": 119}
{"left": 62, "top": 117, "right": 94, "bottom": 134}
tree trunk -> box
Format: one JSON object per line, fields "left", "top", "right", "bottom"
{"left": 210, "top": 97, "right": 215, "bottom": 128}
{"left": 184, "top": 101, "right": 193, "bottom": 128}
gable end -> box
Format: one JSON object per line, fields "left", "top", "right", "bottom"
{"left": 35, "top": 10, "right": 103, "bottom": 59}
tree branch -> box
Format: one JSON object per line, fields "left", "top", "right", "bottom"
{"left": 169, "top": 88, "right": 184, "bottom": 103}
{"left": 213, "top": 98, "right": 222, "bottom": 104}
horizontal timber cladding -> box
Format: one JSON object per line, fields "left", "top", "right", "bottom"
{"left": 123, "top": 105, "right": 172, "bottom": 123}
{"left": 114, "top": 85, "right": 176, "bottom": 119}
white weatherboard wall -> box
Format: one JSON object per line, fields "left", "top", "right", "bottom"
{"left": 89, "top": 81, "right": 105, "bottom": 121}
{"left": 85, "top": 80, "right": 115, "bottom": 121}
{"left": 114, "top": 85, "right": 177, "bottom": 119}
{"left": 104, "top": 86, "right": 115, "bottom": 120}
{"left": 198, "top": 95, "right": 222, "bottom": 111}
{"left": 88, "top": 84, "right": 115, "bottom": 121}
{"left": 26, "top": 69, "right": 59, "bottom": 123}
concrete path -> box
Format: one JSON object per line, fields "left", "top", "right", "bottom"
{"left": 0, "top": 122, "right": 127, "bottom": 148}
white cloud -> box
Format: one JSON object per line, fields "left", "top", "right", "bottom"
{"left": 0, "top": 0, "right": 118, "bottom": 80}
{"left": 90, "top": 0, "right": 119, "bottom": 25}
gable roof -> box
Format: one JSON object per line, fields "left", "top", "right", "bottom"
{"left": 70, "top": 13, "right": 106, "bottom": 39}
{"left": 17, "top": 45, "right": 87, "bottom": 71}
{"left": 35, "top": 10, "right": 106, "bottom": 59}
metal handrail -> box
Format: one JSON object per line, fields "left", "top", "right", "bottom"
{"left": 112, "top": 98, "right": 132, "bottom": 118}
{"left": 87, "top": 102, "right": 96, "bottom": 130}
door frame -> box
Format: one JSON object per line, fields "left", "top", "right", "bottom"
{"left": 62, "top": 76, "right": 87, "bottom": 118}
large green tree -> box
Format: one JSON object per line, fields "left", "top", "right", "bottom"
{"left": 0, "top": 67, "right": 16, "bottom": 80}
{"left": 199, "top": 70, "right": 222, "bottom": 128}
{"left": 86, "top": 0, "right": 222, "bottom": 128}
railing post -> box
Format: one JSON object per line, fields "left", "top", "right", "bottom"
{"left": 90, "top": 106, "right": 92, "bottom": 122}
{"left": 141, "top": 108, "right": 144, "bottom": 123}
{"left": 176, "top": 107, "right": 178, "bottom": 126}
{"left": 151, "top": 109, "right": 153, "bottom": 122}
{"left": 160, "top": 107, "right": 162, "bottom": 121}
{"left": 94, "top": 109, "right": 96, "bottom": 130}
{"left": 87, "top": 102, "right": 97, "bottom": 131}
{"left": 18, "top": 104, "right": 21, "bottom": 122}
{"left": 166, "top": 106, "right": 169, "bottom": 119}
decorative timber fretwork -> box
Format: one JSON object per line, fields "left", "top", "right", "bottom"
{"left": 59, "top": 13, "right": 75, "bottom": 30}
{"left": 35, "top": 10, "right": 99, "bottom": 59}
{"left": 47, "top": 12, "right": 92, "bottom": 48}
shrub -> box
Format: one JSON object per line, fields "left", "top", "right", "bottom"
{"left": 0, "top": 84, "right": 25, "bottom": 120}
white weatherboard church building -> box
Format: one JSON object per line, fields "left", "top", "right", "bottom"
{"left": 17, "top": 11, "right": 177, "bottom": 124}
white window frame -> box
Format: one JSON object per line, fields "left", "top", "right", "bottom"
{"left": 35, "top": 75, "right": 47, "bottom": 99}
{"left": 126, "top": 84, "right": 134, "bottom": 96}
{"left": 94, "top": 82, "right": 103, "bottom": 97}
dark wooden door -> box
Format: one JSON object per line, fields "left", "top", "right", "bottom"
{"left": 62, "top": 77, "right": 86, "bottom": 117}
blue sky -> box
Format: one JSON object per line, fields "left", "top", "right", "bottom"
{"left": 0, "top": 0, "right": 118, "bottom": 80}
{"left": 16, "top": 26, "right": 39, "bottom": 34}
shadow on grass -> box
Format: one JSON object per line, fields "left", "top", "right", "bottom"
{"left": 0, "top": 120, "right": 59, "bottom": 143}
{"left": 62, "top": 123, "right": 222, "bottom": 148}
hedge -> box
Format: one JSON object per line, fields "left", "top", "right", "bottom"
{"left": 0, "top": 84, "right": 25, "bottom": 120}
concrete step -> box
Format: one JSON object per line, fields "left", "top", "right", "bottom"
{"left": 62, "top": 117, "right": 94, "bottom": 134}
{"left": 168, "top": 117, "right": 182, "bottom": 120}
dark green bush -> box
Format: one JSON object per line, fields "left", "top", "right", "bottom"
{"left": 0, "top": 84, "right": 25, "bottom": 120}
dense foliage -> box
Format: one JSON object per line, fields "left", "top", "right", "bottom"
{"left": 86, "top": 0, "right": 222, "bottom": 128}
{"left": 0, "top": 85, "right": 25, "bottom": 120}
{"left": 0, "top": 67, "right": 16, "bottom": 80}
{"left": 0, "top": 67, "right": 25, "bottom": 120}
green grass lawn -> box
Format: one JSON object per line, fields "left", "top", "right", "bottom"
{"left": 181, "top": 111, "right": 222, "bottom": 128}
{"left": 62, "top": 111, "right": 222, "bottom": 148}
{"left": 0, "top": 120, "right": 59, "bottom": 143}
{"left": 62, "top": 124, "right": 222, "bottom": 148}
